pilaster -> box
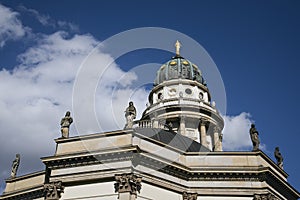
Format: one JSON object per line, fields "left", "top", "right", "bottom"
{"left": 114, "top": 173, "right": 142, "bottom": 200}
{"left": 199, "top": 119, "right": 207, "bottom": 148}
{"left": 180, "top": 116, "right": 186, "bottom": 136}
{"left": 213, "top": 126, "right": 223, "bottom": 151}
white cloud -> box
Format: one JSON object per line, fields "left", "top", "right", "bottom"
{"left": 57, "top": 20, "right": 79, "bottom": 32}
{"left": 222, "top": 112, "right": 254, "bottom": 150}
{"left": 19, "top": 5, "right": 54, "bottom": 27}
{"left": 0, "top": 31, "right": 145, "bottom": 190}
{"left": 19, "top": 5, "right": 79, "bottom": 32}
{"left": 0, "top": 4, "right": 27, "bottom": 47}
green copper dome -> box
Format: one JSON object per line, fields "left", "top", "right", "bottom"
{"left": 154, "top": 55, "right": 206, "bottom": 86}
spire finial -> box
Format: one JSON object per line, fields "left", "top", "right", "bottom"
{"left": 175, "top": 40, "right": 181, "bottom": 56}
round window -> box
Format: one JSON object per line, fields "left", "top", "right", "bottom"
{"left": 185, "top": 88, "right": 192, "bottom": 95}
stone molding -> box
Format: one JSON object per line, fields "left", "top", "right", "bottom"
{"left": 43, "top": 151, "right": 290, "bottom": 194}
{"left": 0, "top": 189, "right": 44, "bottom": 200}
{"left": 44, "top": 151, "right": 135, "bottom": 169}
{"left": 42, "top": 149, "right": 296, "bottom": 199}
{"left": 253, "top": 193, "right": 280, "bottom": 200}
{"left": 114, "top": 173, "right": 142, "bottom": 196}
{"left": 183, "top": 192, "right": 198, "bottom": 200}
{"left": 44, "top": 181, "right": 64, "bottom": 200}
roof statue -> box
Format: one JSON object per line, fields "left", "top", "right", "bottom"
{"left": 274, "top": 147, "right": 284, "bottom": 169}
{"left": 124, "top": 101, "right": 136, "bottom": 129}
{"left": 60, "top": 111, "right": 73, "bottom": 138}
{"left": 10, "top": 154, "right": 20, "bottom": 179}
{"left": 175, "top": 40, "right": 181, "bottom": 56}
{"left": 249, "top": 123, "right": 260, "bottom": 151}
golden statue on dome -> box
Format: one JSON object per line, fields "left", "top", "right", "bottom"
{"left": 175, "top": 40, "right": 181, "bottom": 56}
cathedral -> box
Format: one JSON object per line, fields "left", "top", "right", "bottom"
{"left": 1, "top": 42, "right": 299, "bottom": 200}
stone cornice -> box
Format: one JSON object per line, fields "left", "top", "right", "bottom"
{"left": 41, "top": 147, "right": 299, "bottom": 199}
{"left": 136, "top": 154, "right": 299, "bottom": 199}
{"left": 54, "top": 129, "right": 132, "bottom": 144}
{"left": 5, "top": 171, "right": 45, "bottom": 183}
{"left": 43, "top": 150, "right": 136, "bottom": 170}
{"left": 0, "top": 187, "right": 44, "bottom": 200}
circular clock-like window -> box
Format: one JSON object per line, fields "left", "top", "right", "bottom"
{"left": 185, "top": 88, "right": 192, "bottom": 95}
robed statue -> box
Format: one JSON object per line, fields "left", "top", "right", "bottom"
{"left": 124, "top": 101, "right": 136, "bottom": 129}
{"left": 11, "top": 154, "right": 20, "bottom": 178}
{"left": 274, "top": 147, "right": 283, "bottom": 169}
{"left": 60, "top": 111, "right": 73, "bottom": 138}
{"left": 249, "top": 124, "right": 260, "bottom": 151}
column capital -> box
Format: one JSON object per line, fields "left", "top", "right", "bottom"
{"left": 253, "top": 193, "right": 280, "bottom": 200}
{"left": 200, "top": 118, "right": 208, "bottom": 126}
{"left": 183, "top": 192, "right": 198, "bottom": 200}
{"left": 44, "top": 181, "right": 64, "bottom": 200}
{"left": 114, "top": 173, "right": 142, "bottom": 196}
{"left": 181, "top": 115, "right": 186, "bottom": 121}
{"left": 213, "top": 125, "right": 220, "bottom": 133}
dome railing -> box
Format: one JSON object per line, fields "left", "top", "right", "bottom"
{"left": 133, "top": 120, "right": 166, "bottom": 129}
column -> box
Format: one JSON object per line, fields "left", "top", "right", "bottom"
{"left": 180, "top": 116, "right": 186, "bottom": 136}
{"left": 199, "top": 119, "right": 207, "bottom": 148}
{"left": 152, "top": 113, "right": 158, "bottom": 128}
{"left": 114, "top": 173, "right": 142, "bottom": 200}
{"left": 213, "top": 126, "right": 223, "bottom": 151}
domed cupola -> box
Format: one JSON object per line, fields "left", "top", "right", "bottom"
{"left": 137, "top": 40, "right": 224, "bottom": 152}
{"left": 154, "top": 55, "right": 206, "bottom": 86}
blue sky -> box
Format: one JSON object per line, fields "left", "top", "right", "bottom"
{"left": 0, "top": 0, "right": 299, "bottom": 193}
